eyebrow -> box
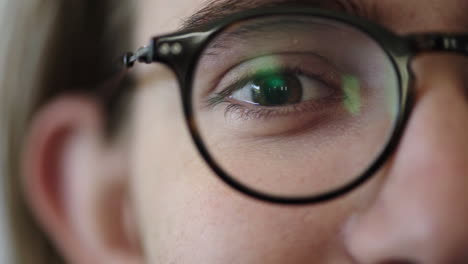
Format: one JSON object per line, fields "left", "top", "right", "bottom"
{"left": 182, "top": 0, "right": 367, "bottom": 30}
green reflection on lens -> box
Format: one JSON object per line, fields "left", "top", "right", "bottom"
{"left": 267, "top": 75, "right": 286, "bottom": 87}
{"left": 383, "top": 70, "right": 399, "bottom": 118}
{"left": 342, "top": 75, "right": 361, "bottom": 115}
{"left": 251, "top": 71, "right": 302, "bottom": 106}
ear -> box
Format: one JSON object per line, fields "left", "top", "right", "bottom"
{"left": 21, "top": 96, "right": 143, "bottom": 264}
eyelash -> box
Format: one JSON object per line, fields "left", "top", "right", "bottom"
{"left": 221, "top": 100, "right": 337, "bottom": 120}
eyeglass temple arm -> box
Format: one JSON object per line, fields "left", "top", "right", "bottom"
{"left": 122, "top": 45, "right": 154, "bottom": 68}
{"left": 407, "top": 34, "right": 468, "bottom": 56}
{"left": 121, "top": 33, "right": 468, "bottom": 68}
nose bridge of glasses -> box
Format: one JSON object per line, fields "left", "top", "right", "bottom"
{"left": 406, "top": 33, "right": 468, "bottom": 57}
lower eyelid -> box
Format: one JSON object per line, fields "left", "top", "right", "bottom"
{"left": 222, "top": 92, "right": 345, "bottom": 121}
{"left": 213, "top": 98, "right": 349, "bottom": 138}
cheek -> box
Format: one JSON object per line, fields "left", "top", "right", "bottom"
{"left": 128, "top": 68, "right": 385, "bottom": 263}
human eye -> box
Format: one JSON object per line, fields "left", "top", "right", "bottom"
{"left": 207, "top": 54, "right": 343, "bottom": 119}
{"left": 201, "top": 54, "right": 346, "bottom": 137}
{"left": 229, "top": 69, "right": 334, "bottom": 108}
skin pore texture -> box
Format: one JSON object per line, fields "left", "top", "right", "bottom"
{"left": 22, "top": 0, "right": 468, "bottom": 263}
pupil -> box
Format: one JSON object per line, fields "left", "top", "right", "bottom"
{"left": 251, "top": 73, "right": 302, "bottom": 106}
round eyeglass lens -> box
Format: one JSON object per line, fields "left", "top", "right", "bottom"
{"left": 191, "top": 15, "right": 400, "bottom": 199}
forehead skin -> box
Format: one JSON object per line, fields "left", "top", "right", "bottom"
{"left": 133, "top": 0, "right": 468, "bottom": 81}
{"left": 372, "top": 0, "right": 468, "bottom": 33}
{"left": 135, "top": 0, "right": 468, "bottom": 44}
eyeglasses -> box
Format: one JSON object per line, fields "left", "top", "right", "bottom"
{"left": 122, "top": 6, "right": 468, "bottom": 205}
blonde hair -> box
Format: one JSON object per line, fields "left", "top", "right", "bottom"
{"left": 0, "top": 1, "right": 133, "bottom": 263}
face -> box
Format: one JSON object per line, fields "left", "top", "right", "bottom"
{"left": 128, "top": 0, "right": 468, "bottom": 263}
{"left": 23, "top": 0, "right": 468, "bottom": 263}
{"left": 129, "top": 0, "right": 468, "bottom": 263}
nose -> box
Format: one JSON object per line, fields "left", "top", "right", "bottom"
{"left": 344, "top": 54, "right": 468, "bottom": 264}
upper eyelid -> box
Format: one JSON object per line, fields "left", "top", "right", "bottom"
{"left": 204, "top": 18, "right": 344, "bottom": 55}
{"left": 181, "top": 0, "right": 368, "bottom": 31}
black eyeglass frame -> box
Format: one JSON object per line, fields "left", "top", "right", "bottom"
{"left": 122, "top": 6, "right": 468, "bottom": 205}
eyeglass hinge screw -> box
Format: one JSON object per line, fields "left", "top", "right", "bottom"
{"left": 171, "top": 42, "right": 183, "bottom": 55}
{"left": 123, "top": 52, "right": 135, "bottom": 68}
{"left": 123, "top": 46, "right": 153, "bottom": 68}
{"left": 158, "top": 42, "right": 183, "bottom": 56}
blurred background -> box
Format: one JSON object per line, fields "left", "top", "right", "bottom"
{"left": 1, "top": 0, "right": 19, "bottom": 262}
{"left": 0, "top": 0, "right": 12, "bottom": 264}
